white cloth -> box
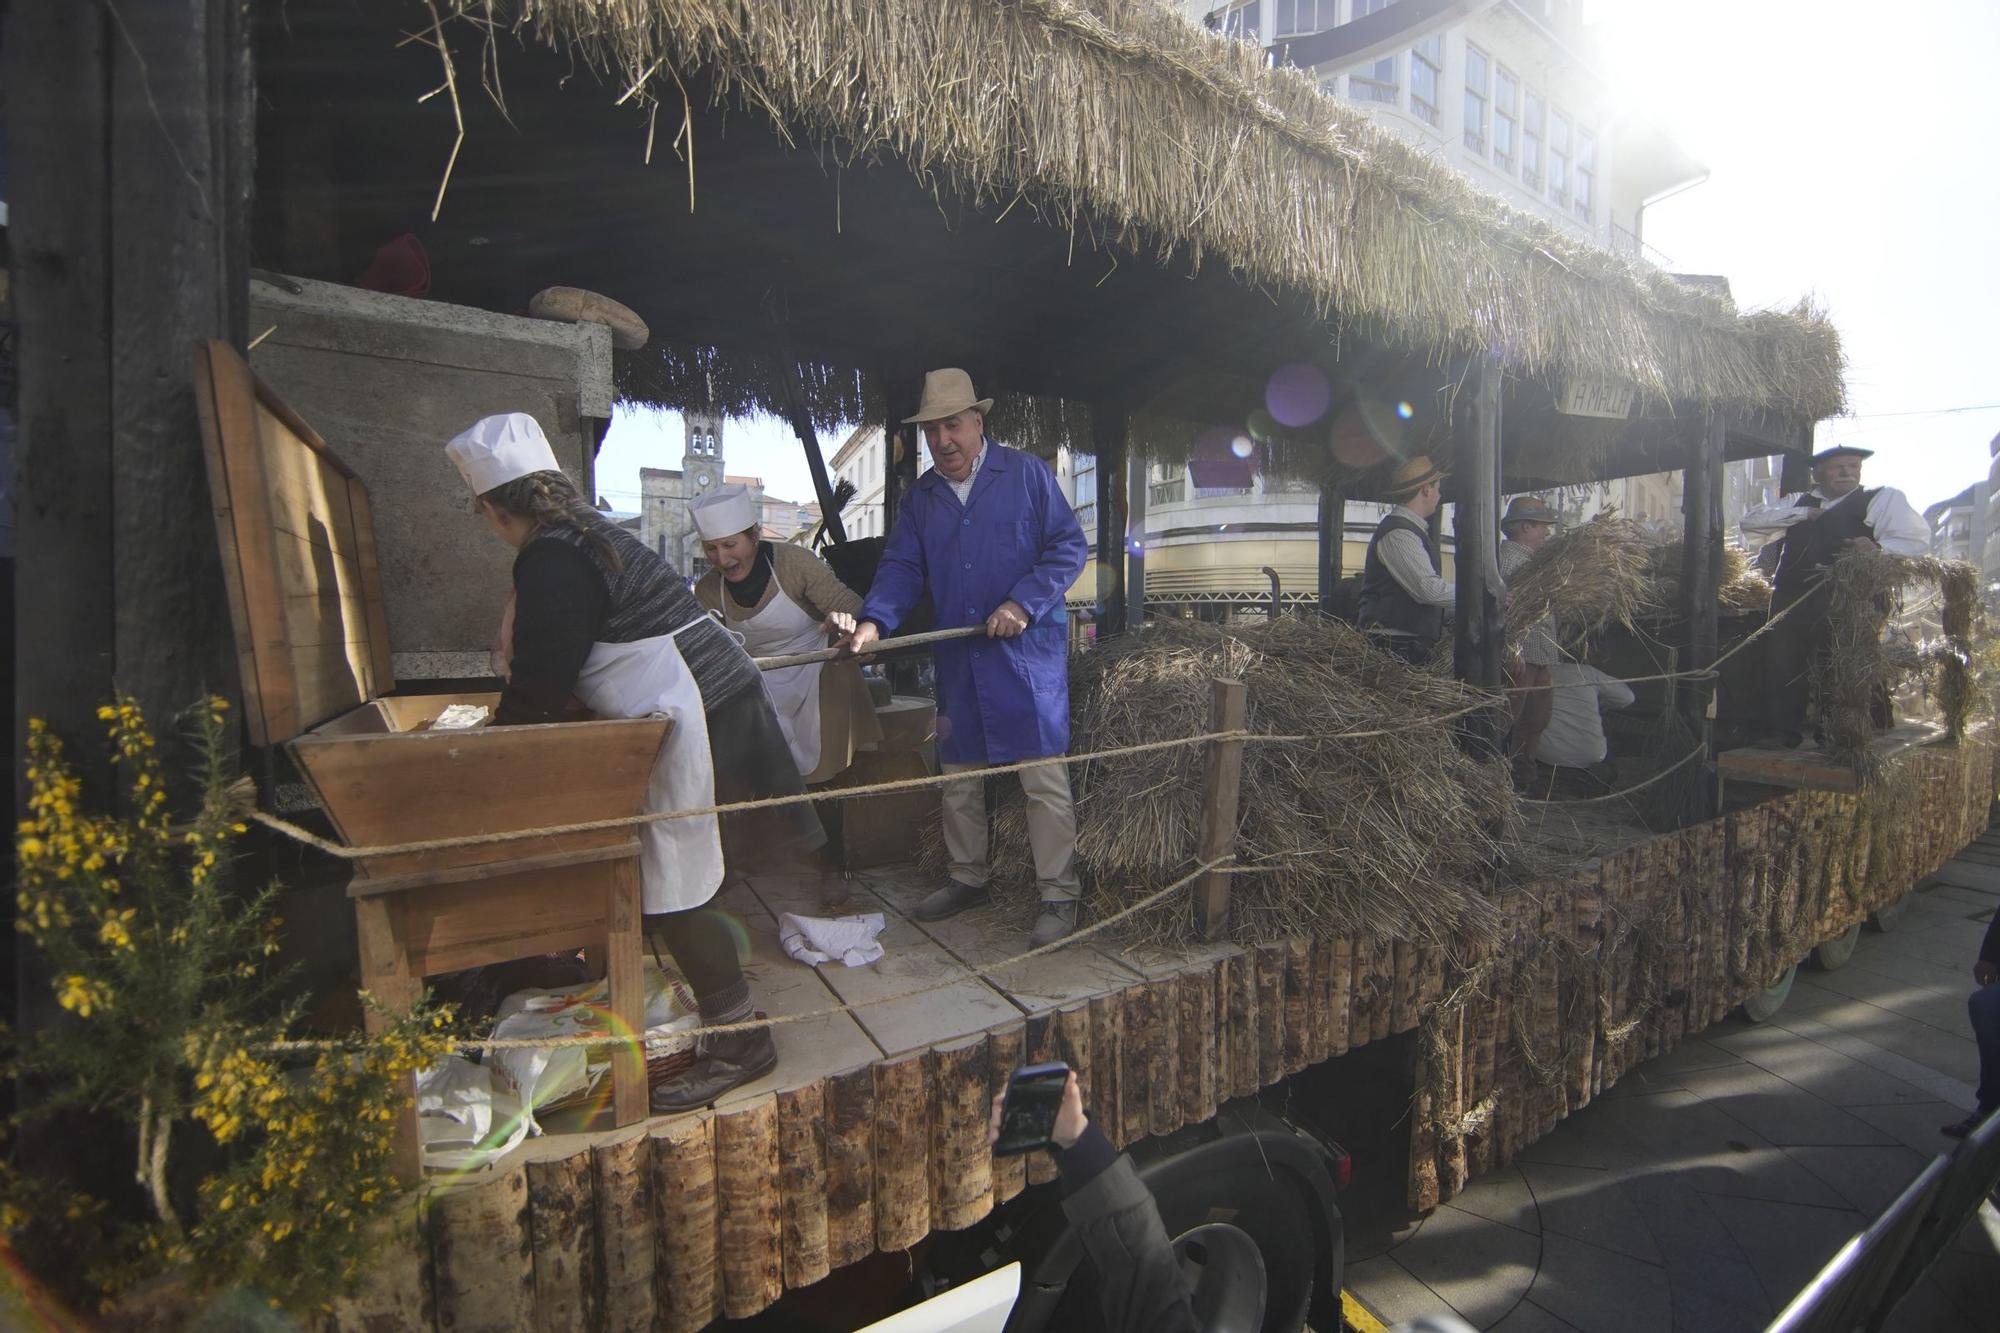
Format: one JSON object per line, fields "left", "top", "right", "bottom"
{"left": 570, "top": 620, "right": 725, "bottom": 914}
{"left": 946, "top": 441, "right": 989, "bottom": 505}
{"left": 1739, "top": 486, "right": 1929, "bottom": 557}
{"left": 1378, "top": 505, "right": 1455, "bottom": 608}
{"left": 1535, "top": 664, "right": 1636, "bottom": 768}
{"left": 487, "top": 968, "right": 703, "bottom": 1134}
{"left": 417, "top": 1057, "right": 530, "bottom": 1172}
{"left": 778, "top": 911, "right": 887, "bottom": 967}
{"left": 446, "top": 412, "right": 560, "bottom": 495}
{"left": 690, "top": 483, "right": 758, "bottom": 540}
{"left": 722, "top": 565, "right": 826, "bottom": 774}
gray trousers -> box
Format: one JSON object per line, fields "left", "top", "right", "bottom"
{"left": 941, "top": 759, "right": 1082, "bottom": 903}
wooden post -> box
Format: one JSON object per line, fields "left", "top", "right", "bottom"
{"left": 774, "top": 319, "right": 846, "bottom": 545}
{"left": 1452, "top": 354, "right": 1504, "bottom": 744}
{"left": 606, "top": 857, "right": 649, "bottom": 1127}
{"left": 1127, "top": 448, "right": 1149, "bottom": 627}
{"left": 1094, "top": 406, "right": 1129, "bottom": 637}
{"left": 1683, "top": 414, "right": 1725, "bottom": 812}
{"left": 1193, "top": 678, "right": 1249, "bottom": 940}
{"left": 1317, "top": 486, "right": 1346, "bottom": 615}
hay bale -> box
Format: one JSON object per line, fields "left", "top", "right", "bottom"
{"left": 1507, "top": 516, "right": 1661, "bottom": 648}
{"left": 1817, "top": 551, "right": 1983, "bottom": 773}
{"left": 1653, "top": 540, "right": 1772, "bottom": 613}
{"left": 925, "top": 618, "right": 1516, "bottom": 947}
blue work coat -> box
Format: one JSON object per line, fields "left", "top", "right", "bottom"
{"left": 860, "top": 442, "right": 1088, "bottom": 765}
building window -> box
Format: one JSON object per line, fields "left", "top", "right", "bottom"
{"left": 1148, "top": 464, "right": 1186, "bottom": 506}
{"left": 1463, "top": 45, "right": 1489, "bottom": 155}
{"left": 1548, "top": 109, "right": 1571, "bottom": 205}
{"left": 1521, "top": 89, "right": 1545, "bottom": 190}
{"left": 1491, "top": 66, "right": 1517, "bottom": 171}
{"left": 1410, "top": 34, "right": 1443, "bottom": 126}
{"left": 1209, "top": 1, "right": 1262, "bottom": 43}
{"left": 1275, "top": 0, "right": 1336, "bottom": 36}
{"left": 1348, "top": 0, "right": 1398, "bottom": 104}
{"left": 1573, "top": 127, "right": 1596, "bottom": 222}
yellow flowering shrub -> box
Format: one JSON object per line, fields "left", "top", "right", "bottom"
{"left": 5, "top": 698, "right": 457, "bottom": 1312}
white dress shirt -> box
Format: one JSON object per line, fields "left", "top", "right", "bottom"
{"left": 945, "top": 441, "right": 989, "bottom": 505}
{"left": 1739, "top": 486, "right": 1929, "bottom": 558}
{"left": 1534, "top": 664, "right": 1636, "bottom": 768}
{"left": 1377, "top": 506, "right": 1455, "bottom": 609}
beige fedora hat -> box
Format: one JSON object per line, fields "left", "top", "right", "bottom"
{"left": 902, "top": 368, "right": 994, "bottom": 424}
{"left": 1383, "top": 454, "right": 1447, "bottom": 501}
{"left": 1501, "top": 495, "right": 1560, "bottom": 530}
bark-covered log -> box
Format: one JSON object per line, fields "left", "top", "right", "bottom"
{"left": 987, "top": 1023, "right": 1029, "bottom": 1204}
{"left": 430, "top": 1166, "right": 534, "bottom": 1333}
{"left": 328, "top": 1204, "right": 434, "bottom": 1332}
{"left": 825, "top": 1066, "right": 877, "bottom": 1269}
{"left": 1089, "top": 992, "right": 1126, "bottom": 1148}
{"left": 1255, "top": 942, "right": 1287, "bottom": 1088}
{"left": 593, "top": 1129, "right": 656, "bottom": 1331}
{"left": 1226, "top": 953, "right": 1259, "bottom": 1099}
{"left": 777, "top": 1082, "right": 831, "bottom": 1289}
{"left": 1283, "top": 939, "right": 1312, "bottom": 1075}
{"left": 930, "top": 1035, "right": 995, "bottom": 1231}
{"left": 1327, "top": 935, "right": 1354, "bottom": 1059}
{"left": 651, "top": 1115, "right": 719, "bottom": 1333}
{"left": 873, "top": 1052, "right": 932, "bottom": 1253}
{"left": 1177, "top": 964, "right": 1219, "bottom": 1127}
{"left": 715, "top": 1096, "right": 783, "bottom": 1319}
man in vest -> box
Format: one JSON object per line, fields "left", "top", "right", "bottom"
{"left": 1357, "top": 456, "right": 1453, "bottom": 664}
{"left": 1739, "top": 446, "right": 1928, "bottom": 748}
{"left": 1498, "top": 496, "right": 1562, "bottom": 783}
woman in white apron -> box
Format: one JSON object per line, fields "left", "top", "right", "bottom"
{"left": 689, "top": 485, "right": 883, "bottom": 785}
{"left": 449, "top": 413, "right": 825, "bottom": 1113}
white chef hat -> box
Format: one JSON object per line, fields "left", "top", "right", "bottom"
{"left": 690, "top": 483, "right": 758, "bottom": 541}
{"left": 445, "top": 413, "right": 561, "bottom": 496}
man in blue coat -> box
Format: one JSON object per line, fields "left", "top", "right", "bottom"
{"left": 844, "top": 369, "right": 1090, "bottom": 945}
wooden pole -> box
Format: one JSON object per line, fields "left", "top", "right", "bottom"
{"left": 754, "top": 622, "right": 986, "bottom": 671}
{"left": 1193, "top": 678, "right": 1249, "bottom": 940}
{"left": 1682, "top": 414, "right": 1724, "bottom": 808}
{"left": 1127, "top": 449, "right": 1149, "bottom": 627}
{"left": 774, "top": 319, "right": 846, "bottom": 546}
{"left": 1094, "top": 406, "right": 1129, "bottom": 637}
{"left": 1452, "top": 354, "right": 1504, "bottom": 702}
{"left": 1317, "top": 486, "right": 1346, "bottom": 615}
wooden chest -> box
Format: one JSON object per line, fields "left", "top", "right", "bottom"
{"left": 195, "top": 341, "right": 667, "bottom": 1173}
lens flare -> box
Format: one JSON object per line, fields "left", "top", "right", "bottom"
{"left": 1230, "top": 435, "right": 1255, "bottom": 459}
{"left": 1396, "top": 401, "right": 1415, "bottom": 420}
{"left": 1265, "top": 362, "right": 1333, "bottom": 428}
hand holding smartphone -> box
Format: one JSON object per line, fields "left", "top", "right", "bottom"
{"left": 989, "top": 1062, "right": 1079, "bottom": 1156}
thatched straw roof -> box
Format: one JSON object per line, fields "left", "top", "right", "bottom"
{"left": 467, "top": 0, "right": 1845, "bottom": 424}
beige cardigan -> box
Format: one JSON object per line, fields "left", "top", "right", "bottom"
{"left": 695, "top": 542, "right": 884, "bottom": 785}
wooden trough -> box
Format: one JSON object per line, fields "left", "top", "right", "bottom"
{"left": 327, "top": 726, "right": 1999, "bottom": 1330}
{"left": 195, "top": 343, "right": 671, "bottom": 1172}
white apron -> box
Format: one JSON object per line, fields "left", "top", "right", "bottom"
{"left": 725, "top": 577, "right": 826, "bottom": 776}
{"left": 571, "top": 620, "right": 724, "bottom": 914}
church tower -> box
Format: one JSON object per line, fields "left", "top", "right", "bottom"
{"left": 682, "top": 411, "right": 725, "bottom": 498}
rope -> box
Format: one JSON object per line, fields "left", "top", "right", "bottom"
{"left": 1517, "top": 742, "right": 1707, "bottom": 808}
{"left": 262, "top": 856, "right": 1250, "bottom": 1054}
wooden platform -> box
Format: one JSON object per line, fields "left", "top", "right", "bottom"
{"left": 1718, "top": 720, "right": 1945, "bottom": 792}
{"left": 332, "top": 733, "right": 2000, "bottom": 1332}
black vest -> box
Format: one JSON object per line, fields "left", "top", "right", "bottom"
{"left": 1358, "top": 513, "right": 1445, "bottom": 644}
{"left": 1772, "top": 487, "right": 1878, "bottom": 609}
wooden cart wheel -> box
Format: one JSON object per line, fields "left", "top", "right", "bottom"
{"left": 1740, "top": 964, "right": 1797, "bottom": 1023}
{"left": 1867, "top": 896, "right": 1912, "bottom": 932}
{"left": 1811, "top": 923, "right": 1862, "bottom": 971}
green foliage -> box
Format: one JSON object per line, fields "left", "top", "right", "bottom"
{"left": 7, "top": 698, "right": 456, "bottom": 1313}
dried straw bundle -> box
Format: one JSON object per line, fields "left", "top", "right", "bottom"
{"left": 1506, "top": 516, "right": 1662, "bottom": 647}
{"left": 1815, "top": 552, "right": 1979, "bottom": 774}
{"left": 923, "top": 617, "right": 1515, "bottom": 946}
{"left": 1649, "top": 541, "right": 1774, "bottom": 614}
{"left": 456, "top": 1, "right": 1845, "bottom": 425}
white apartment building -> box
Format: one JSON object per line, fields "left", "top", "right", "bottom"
{"left": 828, "top": 425, "right": 930, "bottom": 541}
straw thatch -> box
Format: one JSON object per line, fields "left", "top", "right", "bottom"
{"left": 920, "top": 616, "right": 1515, "bottom": 946}
{"left": 457, "top": 0, "right": 1845, "bottom": 425}
{"left": 1506, "top": 516, "right": 1662, "bottom": 649}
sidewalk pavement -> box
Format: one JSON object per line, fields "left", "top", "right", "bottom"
{"left": 1347, "top": 838, "right": 2000, "bottom": 1332}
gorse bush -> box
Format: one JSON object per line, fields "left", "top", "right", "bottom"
{"left": 7, "top": 697, "right": 455, "bottom": 1313}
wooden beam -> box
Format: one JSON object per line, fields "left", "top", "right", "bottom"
{"left": 1193, "top": 679, "right": 1249, "bottom": 941}
{"left": 1453, "top": 354, "right": 1504, "bottom": 702}
{"left": 1127, "top": 451, "right": 1148, "bottom": 627}
{"left": 1682, "top": 415, "right": 1724, "bottom": 744}
{"left": 1093, "top": 408, "right": 1129, "bottom": 636}
{"left": 1317, "top": 486, "right": 1346, "bottom": 614}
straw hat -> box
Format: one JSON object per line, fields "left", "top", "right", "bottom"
{"left": 1383, "top": 455, "right": 1447, "bottom": 501}
{"left": 902, "top": 368, "right": 994, "bottom": 424}
{"left": 690, "top": 483, "right": 759, "bottom": 541}
{"left": 446, "top": 413, "right": 560, "bottom": 495}
{"left": 1501, "top": 496, "right": 1559, "bottom": 531}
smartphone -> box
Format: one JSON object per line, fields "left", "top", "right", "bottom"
{"left": 993, "top": 1061, "right": 1071, "bottom": 1157}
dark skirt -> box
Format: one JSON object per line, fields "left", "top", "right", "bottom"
{"left": 707, "top": 684, "right": 828, "bottom": 878}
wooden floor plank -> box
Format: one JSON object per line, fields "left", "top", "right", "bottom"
{"left": 743, "top": 873, "right": 1018, "bottom": 1058}
{"left": 1718, "top": 721, "right": 1945, "bottom": 792}
{"left": 855, "top": 865, "right": 1146, "bottom": 1013}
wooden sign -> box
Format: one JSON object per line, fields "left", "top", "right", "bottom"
{"left": 1555, "top": 376, "right": 1636, "bottom": 420}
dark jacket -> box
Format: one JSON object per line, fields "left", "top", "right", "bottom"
{"left": 1055, "top": 1121, "right": 1199, "bottom": 1333}
{"left": 1980, "top": 908, "right": 2000, "bottom": 967}
{"left": 1771, "top": 487, "right": 1879, "bottom": 610}
{"left": 1357, "top": 512, "right": 1445, "bottom": 647}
